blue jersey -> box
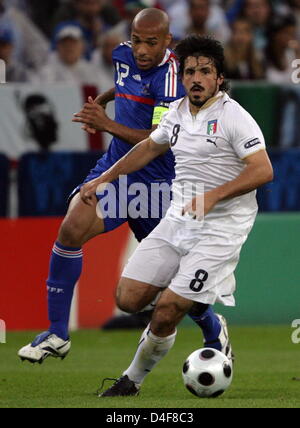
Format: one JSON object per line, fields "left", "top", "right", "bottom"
{"left": 102, "top": 42, "right": 186, "bottom": 184}
{"left": 73, "top": 43, "right": 186, "bottom": 241}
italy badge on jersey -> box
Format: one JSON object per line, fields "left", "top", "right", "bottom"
{"left": 207, "top": 120, "right": 218, "bottom": 135}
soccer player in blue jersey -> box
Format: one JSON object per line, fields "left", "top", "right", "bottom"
{"left": 18, "top": 8, "right": 230, "bottom": 365}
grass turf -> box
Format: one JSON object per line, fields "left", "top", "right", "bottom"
{"left": 0, "top": 326, "right": 300, "bottom": 408}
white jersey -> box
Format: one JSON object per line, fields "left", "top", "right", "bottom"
{"left": 150, "top": 92, "right": 266, "bottom": 235}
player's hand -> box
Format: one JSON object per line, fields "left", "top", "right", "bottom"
{"left": 81, "top": 95, "right": 107, "bottom": 135}
{"left": 72, "top": 97, "right": 111, "bottom": 133}
{"left": 75, "top": 97, "right": 97, "bottom": 135}
{"left": 80, "top": 177, "right": 107, "bottom": 206}
{"left": 182, "top": 192, "right": 219, "bottom": 220}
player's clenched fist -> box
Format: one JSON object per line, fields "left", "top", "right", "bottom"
{"left": 182, "top": 191, "right": 220, "bottom": 220}
{"left": 80, "top": 177, "right": 106, "bottom": 206}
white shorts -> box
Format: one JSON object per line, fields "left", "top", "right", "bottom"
{"left": 122, "top": 216, "right": 250, "bottom": 306}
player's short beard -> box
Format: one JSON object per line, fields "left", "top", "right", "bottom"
{"left": 189, "top": 82, "right": 218, "bottom": 108}
{"left": 190, "top": 96, "right": 209, "bottom": 108}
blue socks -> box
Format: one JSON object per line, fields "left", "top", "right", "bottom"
{"left": 47, "top": 242, "right": 83, "bottom": 341}
{"left": 189, "top": 306, "right": 222, "bottom": 351}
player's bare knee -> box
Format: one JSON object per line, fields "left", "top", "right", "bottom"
{"left": 116, "top": 295, "right": 139, "bottom": 314}
{"left": 116, "top": 278, "right": 158, "bottom": 314}
{"left": 58, "top": 218, "right": 86, "bottom": 248}
{"left": 116, "top": 285, "right": 136, "bottom": 313}
{"left": 116, "top": 282, "right": 139, "bottom": 314}
{"left": 116, "top": 292, "right": 145, "bottom": 314}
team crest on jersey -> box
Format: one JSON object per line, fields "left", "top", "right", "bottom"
{"left": 207, "top": 120, "right": 218, "bottom": 135}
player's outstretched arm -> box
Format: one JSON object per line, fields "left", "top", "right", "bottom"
{"left": 80, "top": 138, "right": 169, "bottom": 206}
{"left": 183, "top": 150, "right": 274, "bottom": 219}
{"left": 73, "top": 97, "right": 155, "bottom": 144}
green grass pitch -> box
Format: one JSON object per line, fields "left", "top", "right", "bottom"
{"left": 0, "top": 326, "right": 300, "bottom": 408}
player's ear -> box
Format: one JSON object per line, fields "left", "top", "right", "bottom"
{"left": 165, "top": 33, "right": 172, "bottom": 48}
{"left": 217, "top": 74, "right": 224, "bottom": 88}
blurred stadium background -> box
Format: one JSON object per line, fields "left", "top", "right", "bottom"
{"left": 0, "top": 0, "right": 299, "bottom": 333}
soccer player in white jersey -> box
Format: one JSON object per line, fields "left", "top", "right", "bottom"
{"left": 81, "top": 35, "right": 274, "bottom": 397}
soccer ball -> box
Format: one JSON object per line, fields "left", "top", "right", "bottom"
{"left": 182, "top": 348, "right": 233, "bottom": 398}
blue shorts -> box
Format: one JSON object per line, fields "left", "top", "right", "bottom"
{"left": 70, "top": 157, "right": 173, "bottom": 242}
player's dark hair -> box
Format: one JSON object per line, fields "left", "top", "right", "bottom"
{"left": 175, "top": 35, "right": 230, "bottom": 92}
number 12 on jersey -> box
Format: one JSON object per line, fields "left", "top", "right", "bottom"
{"left": 116, "top": 62, "right": 130, "bottom": 87}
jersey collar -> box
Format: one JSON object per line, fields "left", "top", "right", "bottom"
{"left": 180, "top": 91, "right": 228, "bottom": 119}
{"left": 198, "top": 91, "right": 225, "bottom": 111}
{"left": 182, "top": 91, "right": 227, "bottom": 115}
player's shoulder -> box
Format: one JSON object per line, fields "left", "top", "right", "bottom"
{"left": 161, "top": 97, "right": 186, "bottom": 124}
{"left": 221, "top": 93, "right": 259, "bottom": 127}
{"left": 150, "top": 50, "right": 184, "bottom": 98}
{"left": 113, "top": 41, "right": 134, "bottom": 62}
{"left": 114, "top": 41, "right": 133, "bottom": 51}
{"left": 220, "top": 93, "right": 239, "bottom": 114}
{"left": 158, "top": 49, "right": 179, "bottom": 75}
{"left": 220, "top": 93, "right": 264, "bottom": 143}
{"left": 169, "top": 97, "right": 186, "bottom": 111}
{"left": 161, "top": 49, "right": 178, "bottom": 66}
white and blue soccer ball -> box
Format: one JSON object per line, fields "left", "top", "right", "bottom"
{"left": 182, "top": 348, "right": 233, "bottom": 398}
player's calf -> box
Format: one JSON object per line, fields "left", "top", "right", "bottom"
{"left": 150, "top": 289, "right": 194, "bottom": 337}
{"left": 99, "top": 291, "right": 193, "bottom": 397}
{"left": 99, "top": 325, "right": 177, "bottom": 397}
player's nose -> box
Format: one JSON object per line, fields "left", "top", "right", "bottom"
{"left": 135, "top": 43, "right": 148, "bottom": 56}
{"left": 193, "top": 71, "right": 203, "bottom": 83}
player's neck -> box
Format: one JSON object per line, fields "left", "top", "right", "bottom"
{"left": 189, "top": 91, "right": 223, "bottom": 116}
{"left": 189, "top": 103, "right": 202, "bottom": 116}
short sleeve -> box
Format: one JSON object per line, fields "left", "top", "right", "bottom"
{"left": 225, "top": 105, "right": 266, "bottom": 160}
{"left": 150, "top": 111, "right": 171, "bottom": 145}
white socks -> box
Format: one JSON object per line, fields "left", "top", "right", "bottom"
{"left": 124, "top": 325, "right": 177, "bottom": 385}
